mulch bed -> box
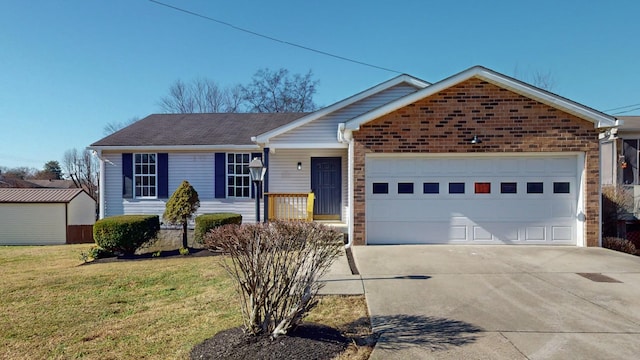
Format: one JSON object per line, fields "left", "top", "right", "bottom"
{"left": 84, "top": 247, "right": 218, "bottom": 264}
{"left": 190, "top": 323, "right": 349, "bottom": 360}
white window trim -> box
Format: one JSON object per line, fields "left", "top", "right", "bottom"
{"left": 226, "top": 152, "right": 253, "bottom": 199}
{"left": 134, "top": 153, "right": 158, "bottom": 199}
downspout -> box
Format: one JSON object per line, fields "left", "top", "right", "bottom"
{"left": 92, "top": 149, "right": 107, "bottom": 219}
{"left": 338, "top": 123, "right": 354, "bottom": 248}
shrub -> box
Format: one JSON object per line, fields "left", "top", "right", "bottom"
{"left": 194, "top": 213, "right": 242, "bottom": 243}
{"left": 603, "top": 237, "right": 637, "bottom": 255}
{"left": 79, "top": 245, "right": 113, "bottom": 262}
{"left": 203, "top": 221, "right": 343, "bottom": 339}
{"left": 163, "top": 180, "right": 199, "bottom": 249}
{"left": 93, "top": 215, "right": 160, "bottom": 255}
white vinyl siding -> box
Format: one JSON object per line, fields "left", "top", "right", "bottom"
{"left": 102, "top": 151, "right": 262, "bottom": 223}
{"left": 269, "top": 149, "right": 348, "bottom": 221}
{"left": 67, "top": 192, "right": 97, "bottom": 225}
{"left": 270, "top": 84, "right": 419, "bottom": 145}
{"left": 0, "top": 203, "right": 66, "bottom": 245}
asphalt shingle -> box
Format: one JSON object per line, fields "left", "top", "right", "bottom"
{"left": 91, "top": 113, "right": 308, "bottom": 147}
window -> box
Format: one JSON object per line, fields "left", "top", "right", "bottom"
{"left": 500, "top": 182, "right": 517, "bottom": 194}
{"left": 134, "top": 153, "right": 157, "bottom": 197}
{"left": 398, "top": 182, "right": 414, "bottom": 194}
{"left": 372, "top": 183, "right": 389, "bottom": 194}
{"left": 423, "top": 182, "right": 439, "bottom": 194}
{"left": 227, "top": 153, "right": 251, "bottom": 198}
{"left": 553, "top": 182, "right": 570, "bottom": 194}
{"left": 474, "top": 182, "right": 491, "bottom": 194}
{"left": 527, "top": 182, "right": 544, "bottom": 194}
{"left": 449, "top": 182, "right": 465, "bottom": 194}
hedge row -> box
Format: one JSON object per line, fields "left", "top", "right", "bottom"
{"left": 93, "top": 215, "right": 160, "bottom": 255}
{"left": 195, "top": 213, "right": 242, "bottom": 243}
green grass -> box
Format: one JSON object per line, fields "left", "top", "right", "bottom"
{"left": 0, "top": 244, "right": 372, "bottom": 359}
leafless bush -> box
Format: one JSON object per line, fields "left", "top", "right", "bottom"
{"left": 603, "top": 237, "right": 637, "bottom": 255}
{"left": 203, "top": 221, "right": 343, "bottom": 338}
{"left": 602, "top": 185, "right": 633, "bottom": 237}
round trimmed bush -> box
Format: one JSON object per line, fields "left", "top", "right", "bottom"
{"left": 194, "top": 213, "right": 242, "bottom": 243}
{"left": 93, "top": 215, "right": 160, "bottom": 255}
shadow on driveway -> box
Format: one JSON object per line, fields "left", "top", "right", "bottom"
{"left": 371, "top": 314, "right": 483, "bottom": 351}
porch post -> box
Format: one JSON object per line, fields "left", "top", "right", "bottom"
{"left": 263, "top": 148, "right": 269, "bottom": 222}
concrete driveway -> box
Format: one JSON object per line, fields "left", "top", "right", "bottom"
{"left": 352, "top": 245, "right": 640, "bottom": 359}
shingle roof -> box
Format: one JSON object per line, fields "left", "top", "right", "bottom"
{"left": 23, "top": 180, "right": 77, "bottom": 189}
{"left": 0, "top": 188, "right": 86, "bottom": 203}
{"left": 91, "top": 113, "right": 308, "bottom": 147}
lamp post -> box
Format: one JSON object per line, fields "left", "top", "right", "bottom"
{"left": 248, "top": 157, "right": 267, "bottom": 223}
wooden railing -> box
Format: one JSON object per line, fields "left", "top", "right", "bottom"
{"left": 265, "top": 192, "right": 314, "bottom": 221}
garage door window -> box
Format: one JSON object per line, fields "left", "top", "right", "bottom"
{"left": 449, "top": 182, "right": 465, "bottom": 194}
{"left": 527, "top": 182, "right": 544, "bottom": 194}
{"left": 500, "top": 182, "right": 517, "bottom": 194}
{"left": 474, "top": 182, "right": 491, "bottom": 194}
{"left": 553, "top": 182, "right": 570, "bottom": 194}
{"left": 398, "top": 183, "right": 414, "bottom": 194}
{"left": 372, "top": 183, "right": 389, "bottom": 194}
{"left": 423, "top": 182, "right": 439, "bottom": 194}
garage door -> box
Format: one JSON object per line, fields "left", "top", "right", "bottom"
{"left": 365, "top": 155, "right": 578, "bottom": 245}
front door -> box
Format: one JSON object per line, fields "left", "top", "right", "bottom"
{"left": 311, "top": 157, "right": 341, "bottom": 220}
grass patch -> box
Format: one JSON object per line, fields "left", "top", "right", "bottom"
{"left": 0, "top": 244, "right": 372, "bottom": 359}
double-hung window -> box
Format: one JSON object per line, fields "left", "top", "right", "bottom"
{"left": 227, "top": 153, "right": 251, "bottom": 198}
{"left": 134, "top": 153, "right": 157, "bottom": 198}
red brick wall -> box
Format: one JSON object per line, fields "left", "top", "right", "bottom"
{"left": 352, "top": 78, "right": 600, "bottom": 246}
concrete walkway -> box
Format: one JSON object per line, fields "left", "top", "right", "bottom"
{"left": 353, "top": 245, "right": 640, "bottom": 359}
{"left": 318, "top": 249, "right": 364, "bottom": 295}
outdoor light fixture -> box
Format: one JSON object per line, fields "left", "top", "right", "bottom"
{"left": 470, "top": 135, "right": 482, "bottom": 144}
{"left": 248, "top": 157, "right": 267, "bottom": 222}
{"left": 297, "top": 162, "right": 302, "bottom": 170}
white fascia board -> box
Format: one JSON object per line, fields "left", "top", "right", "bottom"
{"left": 345, "top": 66, "right": 617, "bottom": 130}
{"left": 89, "top": 145, "right": 260, "bottom": 152}
{"left": 266, "top": 142, "right": 348, "bottom": 150}
{"left": 254, "top": 74, "right": 430, "bottom": 143}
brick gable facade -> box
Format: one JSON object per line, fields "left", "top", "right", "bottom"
{"left": 352, "top": 77, "right": 600, "bottom": 246}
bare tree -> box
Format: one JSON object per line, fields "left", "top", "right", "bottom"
{"left": 159, "top": 79, "right": 195, "bottom": 113}
{"left": 62, "top": 148, "right": 98, "bottom": 199}
{"left": 158, "top": 68, "right": 319, "bottom": 114}
{"left": 0, "top": 166, "right": 37, "bottom": 180}
{"left": 103, "top": 117, "right": 139, "bottom": 135}
{"left": 530, "top": 70, "right": 556, "bottom": 91}
{"left": 513, "top": 65, "right": 556, "bottom": 91}
{"left": 242, "top": 68, "right": 318, "bottom": 112}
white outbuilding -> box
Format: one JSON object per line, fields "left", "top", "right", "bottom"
{"left": 0, "top": 188, "right": 96, "bottom": 245}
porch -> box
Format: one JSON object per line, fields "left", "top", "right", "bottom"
{"left": 264, "top": 192, "right": 347, "bottom": 233}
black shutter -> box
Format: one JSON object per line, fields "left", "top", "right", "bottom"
{"left": 122, "top": 153, "right": 133, "bottom": 198}
{"left": 157, "top": 153, "right": 169, "bottom": 198}
{"left": 215, "top": 153, "right": 226, "bottom": 198}
{"left": 251, "top": 152, "right": 262, "bottom": 199}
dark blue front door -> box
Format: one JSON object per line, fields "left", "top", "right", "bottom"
{"left": 311, "top": 157, "right": 341, "bottom": 219}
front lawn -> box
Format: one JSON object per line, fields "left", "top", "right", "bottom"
{"left": 0, "top": 244, "right": 372, "bottom": 359}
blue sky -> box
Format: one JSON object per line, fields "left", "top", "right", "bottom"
{"left": 1, "top": 0, "right": 639, "bottom": 169}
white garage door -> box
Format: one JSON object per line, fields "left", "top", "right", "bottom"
{"left": 365, "top": 155, "right": 579, "bottom": 245}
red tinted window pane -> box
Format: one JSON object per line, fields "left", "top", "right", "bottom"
{"left": 475, "top": 182, "right": 491, "bottom": 194}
